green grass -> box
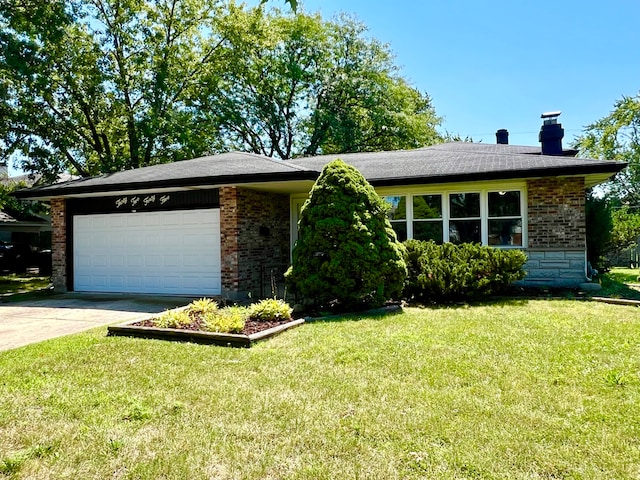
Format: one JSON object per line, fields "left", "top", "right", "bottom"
{"left": 0, "top": 274, "right": 51, "bottom": 295}
{"left": 598, "top": 267, "right": 640, "bottom": 300}
{"left": 607, "top": 267, "right": 640, "bottom": 285}
{"left": 1, "top": 300, "right": 639, "bottom": 478}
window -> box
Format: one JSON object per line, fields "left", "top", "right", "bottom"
{"left": 413, "top": 194, "right": 443, "bottom": 243}
{"left": 381, "top": 189, "right": 524, "bottom": 248}
{"left": 449, "top": 193, "right": 480, "bottom": 244}
{"left": 383, "top": 196, "right": 407, "bottom": 241}
{"left": 488, "top": 191, "right": 522, "bottom": 246}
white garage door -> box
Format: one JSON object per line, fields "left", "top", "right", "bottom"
{"left": 73, "top": 209, "right": 221, "bottom": 295}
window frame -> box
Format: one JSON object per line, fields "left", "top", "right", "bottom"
{"left": 379, "top": 183, "right": 527, "bottom": 248}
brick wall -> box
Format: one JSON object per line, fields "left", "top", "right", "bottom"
{"left": 50, "top": 197, "right": 67, "bottom": 291}
{"left": 523, "top": 177, "right": 587, "bottom": 287}
{"left": 527, "top": 177, "right": 585, "bottom": 249}
{"left": 220, "top": 187, "right": 290, "bottom": 299}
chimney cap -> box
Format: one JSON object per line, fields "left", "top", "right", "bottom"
{"left": 541, "top": 111, "right": 562, "bottom": 126}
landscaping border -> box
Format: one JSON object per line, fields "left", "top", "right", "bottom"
{"left": 591, "top": 296, "right": 640, "bottom": 307}
{"left": 107, "top": 318, "right": 305, "bottom": 347}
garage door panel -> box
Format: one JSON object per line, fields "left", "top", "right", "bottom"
{"left": 74, "top": 209, "right": 221, "bottom": 295}
{"left": 109, "top": 276, "right": 125, "bottom": 288}
{"left": 163, "top": 255, "right": 180, "bottom": 267}
{"left": 127, "top": 276, "right": 144, "bottom": 289}
{"left": 144, "top": 215, "right": 161, "bottom": 226}
{"left": 110, "top": 255, "right": 125, "bottom": 267}
{"left": 163, "top": 212, "right": 181, "bottom": 225}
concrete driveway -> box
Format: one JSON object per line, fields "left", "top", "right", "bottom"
{"left": 0, "top": 293, "right": 192, "bottom": 352}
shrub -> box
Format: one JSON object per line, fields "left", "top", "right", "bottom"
{"left": 248, "top": 298, "right": 292, "bottom": 322}
{"left": 403, "top": 240, "right": 527, "bottom": 303}
{"left": 188, "top": 298, "right": 218, "bottom": 315}
{"left": 154, "top": 309, "right": 192, "bottom": 328}
{"left": 203, "top": 306, "right": 247, "bottom": 333}
{"left": 285, "top": 159, "right": 407, "bottom": 310}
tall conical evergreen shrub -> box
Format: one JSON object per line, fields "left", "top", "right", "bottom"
{"left": 285, "top": 159, "right": 406, "bottom": 309}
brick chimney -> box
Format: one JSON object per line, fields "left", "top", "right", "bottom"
{"left": 539, "top": 111, "right": 564, "bottom": 155}
{"left": 496, "top": 129, "right": 509, "bottom": 144}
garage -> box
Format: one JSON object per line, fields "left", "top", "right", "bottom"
{"left": 73, "top": 209, "right": 221, "bottom": 295}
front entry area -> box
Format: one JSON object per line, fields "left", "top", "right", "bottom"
{"left": 73, "top": 209, "right": 221, "bottom": 295}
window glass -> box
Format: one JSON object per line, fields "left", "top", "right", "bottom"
{"left": 383, "top": 196, "right": 407, "bottom": 241}
{"left": 414, "top": 221, "right": 443, "bottom": 243}
{"left": 449, "top": 220, "right": 481, "bottom": 244}
{"left": 488, "top": 191, "right": 521, "bottom": 217}
{"left": 383, "top": 196, "right": 406, "bottom": 220}
{"left": 391, "top": 222, "right": 407, "bottom": 242}
{"left": 450, "top": 193, "right": 480, "bottom": 218}
{"left": 488, "top": 219, "right": 522, "bottom": 246}
{"left": 413, "top": 195, "right": 442, "bottom": 219}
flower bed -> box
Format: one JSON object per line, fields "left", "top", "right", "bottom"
{"left": 107, "top": 298, "right": 303, "bottom": 347}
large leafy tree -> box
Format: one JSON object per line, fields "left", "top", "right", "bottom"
{"left": 1, "top": 1, "right": 439, "bottom": 179}
{"left": 577, "top": 94, "right": 640, "bottom": 204}
{"left": 193, "top": 9, "right": 442, "bottom": 159}
{"left": 1, "top": 0, "right": 227, "bottom": 180}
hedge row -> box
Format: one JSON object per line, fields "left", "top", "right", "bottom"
{"left": 403, "top": 240, "right": 527, "bottom": 303}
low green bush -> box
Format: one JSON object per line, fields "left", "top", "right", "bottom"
{"left": 403, "top": 240, "right": 527, "bottom": 303}
{"left": 155, "top": 309, "right": 192, "bottom": 328}
{"left": 248, "top": 298, "right": 292, "bottom": 322}
{"left": 203, "top": 306, "right": 247, "bottom": 333}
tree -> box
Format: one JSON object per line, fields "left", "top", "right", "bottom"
{"left": 585, "top": 191, "right": 612, "bottom": 267}
{"left": 1, "top": 0, "right": 226, "bottom": 180}
{"left": 1, "top": 2, "right": 440, "bottom": 178}
{"left": 610, "top": 205, "right": 640, "bottom": 254}
{"left": 577, "top": 94, "right": 640, "bottom": 203}
{"left": 285, "top": 159, "right": 407, "bottom": 309}
{"left": 0, "top": 180, "right": 48, "bottom": 218}
{"left": 197, "top": 9, "right": 441, "bottom": 159}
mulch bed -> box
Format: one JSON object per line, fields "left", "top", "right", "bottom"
{"left": 133, "top": 317, "right": 293, "bottom": 335}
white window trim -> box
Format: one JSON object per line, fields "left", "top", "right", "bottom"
{"left": 379, "top": 183, "right": 527, "bottom": 248}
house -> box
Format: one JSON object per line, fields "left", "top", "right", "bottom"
{"left": 15, "top": 114, "right": 626, "bottom": 298}
{"left": 0, "top": 164, "right": 51, "bottom": 249}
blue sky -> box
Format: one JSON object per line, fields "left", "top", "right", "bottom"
{"left": 295, "top": 0, "right": 640, "bottom": 147}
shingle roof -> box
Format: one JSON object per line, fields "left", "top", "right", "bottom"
{"left": 14, "top": 143, "right": 626, "bottom": 199}
{"left": 287, "top": 143, "right": 625, "bottom": 186}
{"left": 16, "top": 151, "right": 317, "bottom": 198}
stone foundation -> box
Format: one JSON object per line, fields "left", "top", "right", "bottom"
{"left": 520, "top": 248, "right": 586, "bottom": 287}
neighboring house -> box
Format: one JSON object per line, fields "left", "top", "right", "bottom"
{"left": 0, "top": 164, "right": 51, "bottom": 248}
{"left": 15, "top": 114, "right": 626, "bottom": 298}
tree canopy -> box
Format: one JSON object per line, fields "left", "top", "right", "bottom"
{"left": 1, "top": 1, "right": 440, "bottom": 179}
{"left": 577, "top": 94, "right": 640, "bottom": 203}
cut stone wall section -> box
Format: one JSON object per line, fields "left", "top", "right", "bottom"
{"left": 220, "top": 187, "right": 290, "bottom": 299}
{"left": 50, "top": 197, "right": 67, "bottom": 292}
{"left": 520, "top": 249, "right": 586, "bottom": 287}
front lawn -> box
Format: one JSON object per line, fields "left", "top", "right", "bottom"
{"left": 1, "top": 300, "right": 639, "bottom": 478}
{"left": 598, "top": 267, "right": 640, "bottom": 300}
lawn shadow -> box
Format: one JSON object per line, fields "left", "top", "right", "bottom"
{"left": 304, "top": 304, "right": 404, "bottom": 324}
{"left": 595, "top": 275, "right": 640, "bottom": 301}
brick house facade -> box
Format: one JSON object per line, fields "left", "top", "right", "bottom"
{"left": 525, "top": 177, "right": 587, "bottom": 286}
{"left": 21, "top": 142, "right": 625, "bottom": 297}
{"left": 220, "top": 187, "right": 290, "bottom": 299}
